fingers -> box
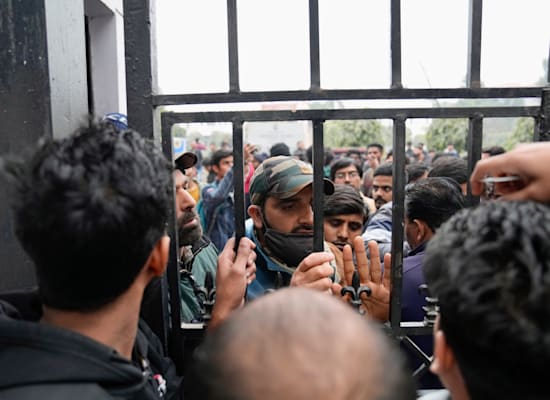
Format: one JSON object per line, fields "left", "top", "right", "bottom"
{"left": 300, "top": 275, "right": 334, "bottom": 291}
{"left": 383, "top": 253, "right": 392, "bottom": 289}
{"left": 233, "top": 237, "right": 255, "bottom": 269}
{"left": 354, "top": 237, "right": 369, "bottom": 284}
{"left": 291, "top": 253, "right": 335, "bottom": 290}
{"left": 296, "top": 252, "right": 334, "bottom": 273}
{"left": 342, "top": 244, "right": 355, "bottom": 286}
{"left": 331, "top": 282, "right": 343, "bottom": 297}
{"left": 219, "top": 237, "right": 236, "bottom": 263}
{"left": 470, "top": 155, "right": 511, "bottom": 195}
{"left": 367, "top": 240, "right": 382, "bottom": 283}
{"left": 299, "top": 263, "right": 334, "bottom": 284}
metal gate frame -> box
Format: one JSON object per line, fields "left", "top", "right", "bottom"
{"left": 124, "top": 0, "right": 550, "bottom": 373}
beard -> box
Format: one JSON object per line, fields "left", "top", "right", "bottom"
{"left": 177, "top": 211, "right": 202, "bottom": 246}
{"left": 374, "top": 196, "right": 388, "bottom": 209}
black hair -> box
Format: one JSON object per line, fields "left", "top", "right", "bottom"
{"left": 4, "top": 122, "right": 171, "bottom": 311}
{"left": 406, "top": 163, "right": 429, "bottom": 183}
{"left": 305, "top": 146, "right": 333, "bottom": 167}
{"left": 424, "top": 201, "right": 550, "bottom": 399}
{"left": 324, "top": 184, "right": 366, "bottom": 222}
{"left": 330, "top": 158, "right": 363, "bottom": 181}
{"left": 373, "top": 163, "right": 393, "bottom": 178}
{"left": 367, "top": 143, "right": 384, "bottom": 153}
{"left": 482, "top": 146, "right": 506, "bottom": 157}
{"left": 269, "top": 142, "right": 291, "bottom": 157}
{"left": 211, "top": 149, "right": 233, "bottom": 167}
{"left": 428, "top": 157, "right": 468, "bottom": 185}
{"left": 430, "top": 152, "right": 454, "bottom": 164}
{"left": 405, "top": 177, "right": 464, "bottom": 231}
{"left": 345, "top": 149, "right": 362, "bottom": 158}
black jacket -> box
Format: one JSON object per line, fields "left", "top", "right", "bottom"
{"left": 0, "top": 292, "right": 182, "bottom": 400}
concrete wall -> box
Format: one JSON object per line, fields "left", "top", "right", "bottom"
{"left": 44, "top": 0, "right": 89, "bottom": 139}
{"left": 85, "top": 0, "right": 127, "bottom": 118}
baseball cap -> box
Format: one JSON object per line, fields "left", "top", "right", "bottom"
{"left": 249, "top": 156, "right": 334, "bottom": 205}
{"left": 102, "top": 113, "right": 128, "bottom": 131}
{"left": 174, "top": 152, "right": 197, "bottom": 174}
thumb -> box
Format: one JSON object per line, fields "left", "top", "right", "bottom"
{"left": 233, "top": 237, "right": 254, "bottom": 270}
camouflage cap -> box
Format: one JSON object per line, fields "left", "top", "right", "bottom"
{"left": 250, "top": 156, "right": 334, "bottom": 205}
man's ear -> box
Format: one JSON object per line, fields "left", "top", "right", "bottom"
{"left": 147, "top": 235, "right": 170, "bottom": 277}
{"left": 248, "top": 205, "right": 264, "bottom": 229}
{"left": 430, "top": 328, "right": 456, "bottom": 375}
{"left": 414, "top": 219, "right": 430, "bottom": 243}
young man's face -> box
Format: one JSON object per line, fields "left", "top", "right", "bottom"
{"left": 324, "top": 214, "right": 364, "bottom": 251}
{"left": 173, "top": 170, "right": 202, "bottom": 246}
{"left": 213, "top": 155, "right": 233, "bottom": 180}
{"left": 253, "top": 185, "right": 314, "bottom": 235}
{"left": 333, "top": 165, "right": 362, "bottom": 190}
{"left": 372, "top": 175, "right": 393, "bottom": 209}
{"left": 367, "top": 146, "right": 382, "bottom": 161}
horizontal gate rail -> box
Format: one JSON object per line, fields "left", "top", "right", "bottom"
{"left": 153, "top": 87, "right": 543, "bottom": 106}
{"left": 161, "top": 106, "right": 539, "bottom": 124}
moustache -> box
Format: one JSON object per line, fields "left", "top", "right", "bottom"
{"left": 177, "top": 211, "right": 198, "bottom": 228}
{"left": 290, "top": 224, "right": 314, "bottom": 234}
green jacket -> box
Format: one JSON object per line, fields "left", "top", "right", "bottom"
{"left": 179, "top": 236, "right": 218, "bottom": 323}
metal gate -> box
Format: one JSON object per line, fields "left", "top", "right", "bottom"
{"left": 124, "top": 0, "right": 550, "bottom": 375}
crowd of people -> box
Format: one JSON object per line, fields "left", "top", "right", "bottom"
{"left": 1, "top": 118, "right": 549, "bottom": 400}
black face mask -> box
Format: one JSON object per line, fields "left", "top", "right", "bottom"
{"left": 263, "top": 228, "right": 314, "bottom": 268}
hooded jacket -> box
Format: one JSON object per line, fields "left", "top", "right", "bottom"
{"left": 0, "top": 294, "right": 180, "bottom": 400}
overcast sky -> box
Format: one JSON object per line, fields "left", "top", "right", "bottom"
{"left": 153, "top": 0, "right": 549, "bottom": 139}
{"left": 155, "top": 0, "right": 549, "bottom": 94}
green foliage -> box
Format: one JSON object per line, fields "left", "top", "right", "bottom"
{"left": 425, "top": 119, "right": 468, "bottom": 152}
{"left": 505, "top": 117, "right": 535, "bottom": 150}
{"left": 324, "top": 120, "right": 384, "bottom": 148}
{"left": 172, "top": 124, "right": 187, "bottom": 138}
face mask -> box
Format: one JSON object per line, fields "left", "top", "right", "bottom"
{"left": 264, "top": 228, "right": 314, "bottom": 268}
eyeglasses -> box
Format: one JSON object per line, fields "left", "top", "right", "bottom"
{"left": 372, "top": 185, "right": 392, "bottom": 193}
{"left": 335, "top": 171, "right": 359, "bottom": 179}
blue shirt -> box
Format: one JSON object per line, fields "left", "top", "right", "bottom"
{"left": 201, "top": 169, "right": 235, "bottom": 251}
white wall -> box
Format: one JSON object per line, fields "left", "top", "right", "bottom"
{"left": 45, "top": 0, "right": 89, "bottom": 139}
{"left": 85, "top": 0, "right": 127, "bottom": 118}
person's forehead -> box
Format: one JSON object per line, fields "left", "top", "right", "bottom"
{"left": 373, "top": 175, "right": 392, "bottom": 185}
{"left": 221, "top": 156, "right": 233, "bottom": 163}
{"left": 368, "top": 147, "right": 380, "bottom": 153}
{"left": 327, "top": 213, "right": 364, "bottom": 223}
{"left": 336, "top": 165, "right": 359, "bottom": 174}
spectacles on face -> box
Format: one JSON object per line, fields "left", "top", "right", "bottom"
{"left": 335, "top": 171, "right": 359, "bottom": 180}
{"left": 372, "top": 185, "right": 392, "bottom": 193}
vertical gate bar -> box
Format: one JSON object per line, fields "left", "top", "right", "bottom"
{"left": 227, "top": 0, "right": 240, "bottom": 93}
{"left": 537, "top": 88, "right": 550, "bottom": 142}
{"left": 124, "top": 0, "right": 154, "bottom": 138}
{"left": 547, "top": 43, "right": 550, "bottom": 85}
{"left": 312, "top": 120, "right": 325, "bottom": 252}
{"left": 467, "top": 0, "right": 482, "bottom": 88}
{"left": 534, "top": 116, "right": 541, "bottom": 142}
{"left": 161, "top": 113, "right": 184, "bottom": 371}
{"left": 309, "top": 0, "right": 321, "bottom": 92}
{"left": 466, "top": 114, "right": 483, "bottom": 206}
{"left": 389, "top": 115, "right": 406, "bottom": 334}
{"left": 391, "top": 0, "right": 402, "bottom": 89}
{"left": 232, "top": 119, "right": 246, "bottom": 248}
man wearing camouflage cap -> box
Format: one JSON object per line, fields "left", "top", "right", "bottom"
{"left": 245, "top": 156, "right": 338, "bottom": 299}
